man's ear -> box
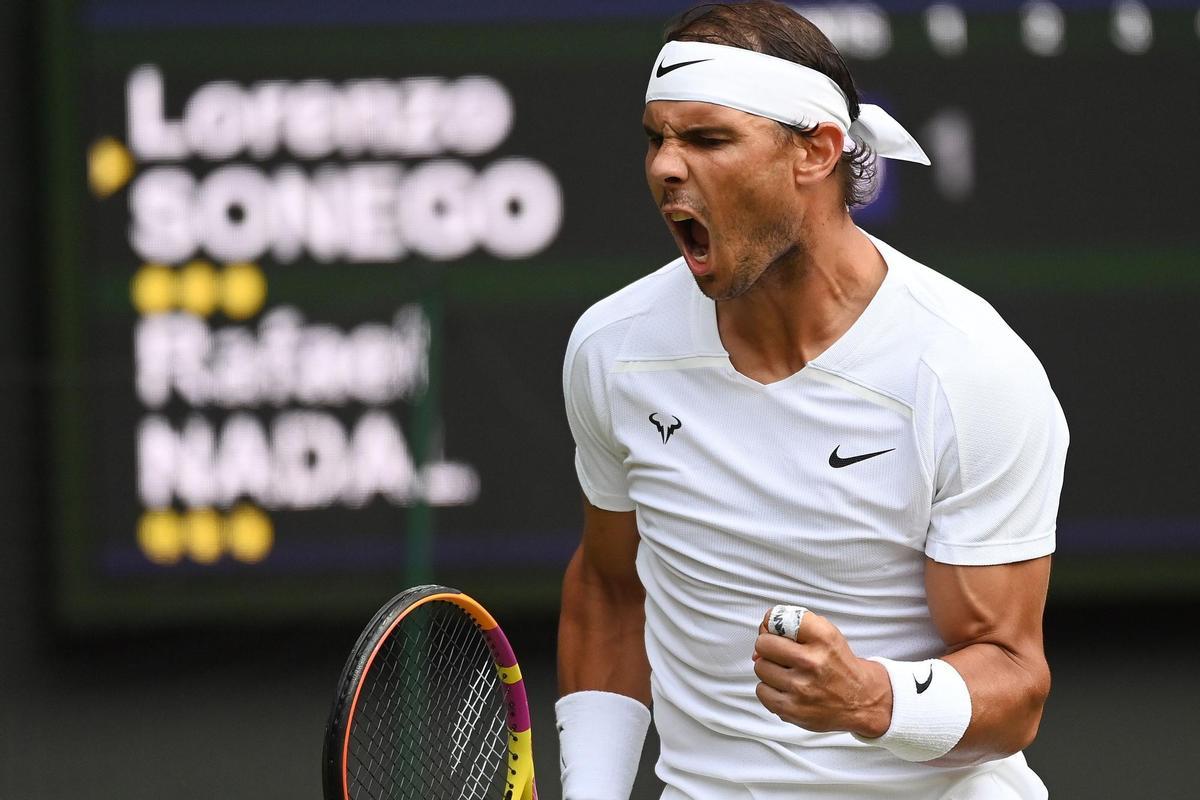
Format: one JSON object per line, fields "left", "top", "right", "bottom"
{"left": 793, "top": 122, "right": 844, "bottom": 187}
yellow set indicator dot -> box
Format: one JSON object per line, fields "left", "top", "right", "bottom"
{"left": 88, "top": 136, "right": 134, "bottom": 198}
{"left": 137, "top": 509, "right": 184, "bottom": 565}
{"left": 137, "top": 505, "right": 275, "bottom": 566}
{"left": 129, "top": 261, "right": 268, "bottom": 319}
{"left": 183, "top": 507, "right": 224, "bottom": 564}
{"left": 226, "top": 503, "right": 274, "bottom": 563}
{"left": 130, "top": 264, "right": 176, "bottom": 315}
{"left": 221, "top": 262, "right": 269, "bottom": 320}
{"left": 178, "top": 260, "right": 221, "bottom": 316}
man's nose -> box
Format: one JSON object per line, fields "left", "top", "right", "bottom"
{"left": 648, "top": 141, "right": 688, "bottom": 186}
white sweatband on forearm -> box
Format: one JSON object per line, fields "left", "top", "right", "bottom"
{"left": 852, "top": 657, "right": 972, "bottom": 762}
{"left": 556, "top": 690, "right": 651, "bottom": 800}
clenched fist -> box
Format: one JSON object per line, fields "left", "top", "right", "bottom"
{"left": 753, "top": 607, "right": 893, "bottom": 738}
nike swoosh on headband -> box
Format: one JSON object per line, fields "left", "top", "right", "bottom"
{"left": 655, "top": 57, "right": 713, "bottom": 77}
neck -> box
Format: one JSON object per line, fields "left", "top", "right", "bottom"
{"left": 715, "top": 209, "right": 886, "bottom": 384}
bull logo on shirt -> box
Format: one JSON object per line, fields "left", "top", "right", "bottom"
{"left": 648, "top": 413, "right": 682, "bottom": 444}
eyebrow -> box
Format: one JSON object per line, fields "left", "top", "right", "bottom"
{"left": 642, "top": 124, "right": 738, "bottom": 139}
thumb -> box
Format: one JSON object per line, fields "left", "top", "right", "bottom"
{"left": 764, "top": 604, "right": 808, "bottom": 641}
{"left": 789, "top": 609, "right": 840, "bottom": 645}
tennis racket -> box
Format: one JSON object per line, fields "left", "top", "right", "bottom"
{"left": 322, "top": 584, "right": 537, "bottom": 800}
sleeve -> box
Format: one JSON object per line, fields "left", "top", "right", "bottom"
{"left": 923, "top": 347, "right": 1069, "bottom": 565}
{"left": 563, "top": 323, "right": 635, "bottom": 512}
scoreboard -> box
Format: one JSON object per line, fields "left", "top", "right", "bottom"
{"left": 43, "top": 0, "right": 1200, "bottom": 627}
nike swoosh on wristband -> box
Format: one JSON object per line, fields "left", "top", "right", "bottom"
{"left": 915, "top": 669, "right": 933, "bottom": 694}
{"left": 828, "top": 446, "right": 895, "bottom": 468}
{"left": 655, "top": 57, "right": 713, "bottom": 77}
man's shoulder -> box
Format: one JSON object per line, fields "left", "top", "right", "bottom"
{"left": 823, "top": 239, "right": 1054, "bottom": 415}
{"left": 566, "top": 257, "right": 696, "bottom": 364}
{"left": 883, "top": 244, "right": 1056, "bottom": 408}
{"left": 878, "top": 242, "right": 1041, "bottom": 371}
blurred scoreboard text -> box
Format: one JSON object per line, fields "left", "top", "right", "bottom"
{"left": 43, "top": 0, "right": 1200, "bottom": 626}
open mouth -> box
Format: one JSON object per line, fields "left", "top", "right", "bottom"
{"left": 666, "top": 211, "right": 711, "bottom": 275}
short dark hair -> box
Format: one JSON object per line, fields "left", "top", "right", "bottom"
{"left": 663, "top": 1, "right": 878, "bottom": 207}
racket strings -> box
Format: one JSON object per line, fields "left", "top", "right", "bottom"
{"left": 346, "top": 600, "right": 508, "bottom": 800}
{"left": 350, "top": 608, "right": 473, "bottom": 799}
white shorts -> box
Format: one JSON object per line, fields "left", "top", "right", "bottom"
{"left": 658, "top": 753, "right": 1048, "bottom": 800}
{"left": 939, "top": 757, "right": 1049, "bottom": 799}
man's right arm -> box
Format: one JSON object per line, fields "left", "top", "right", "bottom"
{"left": 556, "top": 497, "right": 651, "bottom": 800}
{"left": 558, "top": 496, "right": 650, "bottom": 703}
{"left": 560, "top": 314, "right": 653, "bottom": 797}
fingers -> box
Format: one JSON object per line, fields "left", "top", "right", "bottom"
{"left": 752, "top": 650, "right": 792, "bottom": 690}
{"left": 765, "top": 607, "right": 838, "bottom": 644}
{"left": 755, "top": 679, "right": 788, "bottom": 713}
{"left": 752, "top": 607, "right": 877, "bottom": 734}
{"left": 755, "top": 615, "right": 836, "bottom": 664}
{"left": 756, "top": 605, "right": 819, "bottom": 666}
{"left": 754, "top": 631, "right": 798, "bottom": 664}
{"left": 755, "top": 679, "right": 838, "bottom": 732}
{"left": 753, "top": 666, "right": 829, "bottom": 730}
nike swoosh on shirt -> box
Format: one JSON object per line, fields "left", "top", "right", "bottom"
{"left": 828, "top": 446, "right": 895, "bottom": 468}
{"left": 655, "top": 58, "right": 713, "bottom": 77}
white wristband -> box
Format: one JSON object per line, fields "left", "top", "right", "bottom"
{"left": 853, "top": 657, "right": 972, "bottom": 762}
{"left": 556, "top": 690, "right": 651, "bottom": 800}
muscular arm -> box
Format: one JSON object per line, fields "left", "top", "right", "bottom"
{"left": 923, "top": 554, "right": 1052, "bottom": 766}
{"left": 753, "top": 555, "right": 1052, "bottom": 766}
{"left": 557, "top": 496, "right": 651, "bottom": 705}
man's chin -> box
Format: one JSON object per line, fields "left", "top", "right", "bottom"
{"left": 694, "top": 271, "right": 757, "bottom": 303}
{"left": 691, "top": 271, "right": 722, "bottom": 299}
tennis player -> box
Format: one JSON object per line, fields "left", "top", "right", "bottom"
{"left": 557, "top": 3, "right": 1067, "bottom": 799}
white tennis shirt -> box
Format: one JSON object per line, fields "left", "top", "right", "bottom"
{"left": 563, "top": 235, "right": 1068, "bottom": 798}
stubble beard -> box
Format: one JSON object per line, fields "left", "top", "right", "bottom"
{"left": 698, "top": 216, "right": 806, "bottom": 303}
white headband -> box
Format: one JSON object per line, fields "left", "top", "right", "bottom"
{"left": 645, "top": 41, "right": 930, "bottom": 165}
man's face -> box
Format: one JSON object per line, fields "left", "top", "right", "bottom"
{"left": 643, "top": 100, "right": 805, "bottom": 301}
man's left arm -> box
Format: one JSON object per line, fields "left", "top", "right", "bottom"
{"left": 753, "top": 554, "right": 1051, "bottom": 766}
{"left": 921, "top": 554, "right": 1051, "bottom": 766}
{"left": 755, "top": 343, "right": 1065, "bottom": 763}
